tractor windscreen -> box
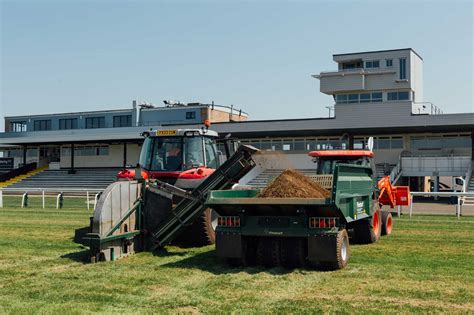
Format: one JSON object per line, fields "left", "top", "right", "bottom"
{"left": 139, "top": 136, "right": 218, "bottom": 171}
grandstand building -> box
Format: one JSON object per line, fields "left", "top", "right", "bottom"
{"left": 1, "top": 48, "right": 473, "bottom": 193}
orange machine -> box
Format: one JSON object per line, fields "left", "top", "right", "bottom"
{"left": 377, "top": 176, "right": 411, "bottom": 208}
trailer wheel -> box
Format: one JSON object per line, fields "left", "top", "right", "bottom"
{"left": 353, "top": 209, "right": 381, "bottom": 244}
{"left": 320, "top": 229, "right": 350, "bottom": 270}
{"left": 381, "top": 211, "right": 393, "bottom": 236}
{"left": 256, "top": 238, "right": 280, "bottom": 267}
{"left": 280, "top": 238, "right": 306, "bottom": 269}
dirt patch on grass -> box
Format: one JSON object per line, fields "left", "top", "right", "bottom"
{"left": 258, "top": 170, "right": 330, "bottom": 198}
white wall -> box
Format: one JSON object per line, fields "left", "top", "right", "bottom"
{"left": 60, "top": 144, "right": 141, "bottom": 168}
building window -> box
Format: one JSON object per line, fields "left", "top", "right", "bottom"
{"left": 113, "top": 115, "right": 132, "bottom": 127}
{"left": 348, "top": 94, "right": 359, "bottom": 104}
{"left": 186, "top": 111, "right": 196, "bottom": 120}
{"left": 371, "top": 92, "right": 383, "bottom": 102}
{"left": 388, "top": 91, "right": 411, "bottom": 101}
{"left": 341, "top": 61, "right": 362, "bottom": 70}
{"left": 360, "top": 93, "right": 371, "bottom": 103}
{"left": 399, "top": 58, "right": 407, "bottom": 80}
{"left": 59, "top": 118, "right": 78, "bottom": 130}
{"left": 386, "top": 59, "right": 393, "bottom": 67}
{"left": 336, "top": 94, "right": 348, "bottom": 104}
{"left": 33, "top": 120, "right": 51, "bottom": 131}
{"left": 10, "top": 121, "right": 27, "bottom": 132}
{"left": 85, "top": 117, "right": 105, "bottom": 129}
{"left": 365, "top": 60, "right": 380, "bottom": 69}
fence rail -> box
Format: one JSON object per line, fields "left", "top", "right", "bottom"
{"left": 408, "top": 191, "right": 474, "bottom": 219}
{"left": 0, "top": 187, "right": 105, "bottom": 210}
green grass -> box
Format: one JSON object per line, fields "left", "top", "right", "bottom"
{"left": 0, "top": 206, "right": 473, "bottom": 314}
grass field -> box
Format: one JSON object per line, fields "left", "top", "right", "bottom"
{"left": 0, "top": 204, "right": 473, "bottom": 314}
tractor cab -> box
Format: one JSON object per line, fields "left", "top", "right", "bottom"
{"left": 118, "top": 128, "right": 220, "bottom": 188}
{"left": 309, "top": 150, "right": 375, "bottom": 175}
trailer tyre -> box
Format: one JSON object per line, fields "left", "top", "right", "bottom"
{"left": 320, "top": 229, "right": 350, "bottom": 270}
{"left": 381, "top": 211, "right": 393, "bottom": 236}
{"left": 353, "top": 209, "right": 381, "bottom": 244}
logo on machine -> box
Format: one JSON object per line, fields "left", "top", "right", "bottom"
{"left": 157, "top": 130, "right": 177, "bottom": 136}
{"left": 356, "top": 201, "right": 365, "bottom": 213}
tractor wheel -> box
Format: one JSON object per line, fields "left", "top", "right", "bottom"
{"left": 319, "top": 229, "right": 350, "bottom": 270}
{"left": 256, "top": 238, "right": 281, "bottom": 267}
{"left": 381, "top": 211, "right": 393, "bottom": 236}
{"left": 174, "top": 208, "right": 217, "bottom": 247}
{"left": 280, "top": 238, "right": 307, "bottom": 269}
{"left": 241, "top": 237, "right": 258, "bottom": 267}
{"left": 353, "top": 209, "right": 381, "bottom": 244}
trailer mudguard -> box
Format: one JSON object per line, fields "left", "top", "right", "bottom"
{"left": 307, "top": 234, "right": 338, "bottom": 262}
{"left": 216, "top": 232, "right": 242, "bottom": 258}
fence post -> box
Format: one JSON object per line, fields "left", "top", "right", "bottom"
{"left": 56, "top": 193, "right": 63, "bottom": 209}
{"left": 42, "top": 190, "right": 45, "bottom": 209}
{"left": 0, "top": 190, "right": 3, "bottom": 208}
{"left": 457, "top": 196, "right": 461, "bottom": 219}
{"left": 21, "top": 192, "right": 28, "bottom": 208}
{"left": 87, "top": 191, "right": 90, "bottom": 211}
{"left": 397, "top": 205, "right": 401, "bottom": 218}
{"left": 409, "top": 197, "right": 413, "bottom": 218}
{"left": 94, "top": 193, "right": 100, "bottom": 210}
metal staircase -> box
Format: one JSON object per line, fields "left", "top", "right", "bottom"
{"left": 462, "top": 162, "right": 474, "bottom": 206}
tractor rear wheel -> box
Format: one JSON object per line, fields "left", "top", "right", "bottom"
{"left": 280, "top": 238, "right": 307, "bottom": 269}
{"left": 353, "top": 209, "right": 381, "bottom": 244}
{"left": 256, "top": 238, "right": 281, "bottom": 267}
{"left": 381, "top": 211, "right": 393, "bottom": 236}
{"left": 319, "top": 229, "right": 350, "bottom": 270}
{"left": 174, "top": 208, "right": 217, "bottom": 247}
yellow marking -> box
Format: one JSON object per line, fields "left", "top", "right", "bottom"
{"left": 157, "top": 130, "right": 177, "bottom": 136}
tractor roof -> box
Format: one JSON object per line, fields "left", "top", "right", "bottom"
{"left": 147, "top": 128, "right": 218, "bottom": 137}
{"left": 308, "top": 150, "right": 374, "bottom": 158}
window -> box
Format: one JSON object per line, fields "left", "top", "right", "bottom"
{"left": 388, "top": 91, "right": 411, "bottom": 101}
{"left": 204, "top": 137, "right": 219, "bottom": 169}
{"left": 34, "top": 120, "right": 51, "bottom": 131}
{"left": 399, "top": 58, "right": 407, "bottom": 79}
{"left": 59, "top": 118, "right": 78, "bottom": 130}
{"left": 186, "top": 111, "right": 196, "bottom": 120}
{"left": 386, "top": 59, "right": 393, "bottom": 67}
{"left": 391, "top": 137, "right": 403, "bottom": 149}
{"left": 348, "top": 94, "right": 359, "bottom": 104}
{"left": 365, "top": 60, "right": 380, "bottom": 68}
{"left": 360, "top": 93, "right": 371, "bottom": 103}
{"left": 113, "top": 115, "right": 132, "bottom": 127}
{"left": 85, "top": 117, "right": 105, "bottom": 129}
{"left": 336, "top": 94, "right": 348, "bottom": 104}
{"left": 11, "top": 121, "right": 27, "bottom": 132}
{"left": 377, "top": 137, "right": 391, "bottom": 149}
{"left": 371, "top": 92, "right": 383, "bottom": 102}
{"left": 341, "top": 61, "right": 362, "bottom": 70}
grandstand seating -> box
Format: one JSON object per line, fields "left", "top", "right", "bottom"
{"left": 6, "top": 168, "right": 121, "bottom": 189}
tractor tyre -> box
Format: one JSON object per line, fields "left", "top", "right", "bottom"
{"left": 280, "top": 238, "right": 307, "bottom": 269}
{"left": 173, "top": 208, "right": 217, "bottom": 247}
{"left": 319, "top": 229, "right": 350, "bottom": 270}
{"left": 241, "top": 237, "right": 258, "bottom": 267}
{"left": 353, "top": 209, "right": 381, "bottom": 244}
{"left": 256, "top": 238, "right": 281, "bottom": 267}
{"left": 381, "top": 211, "right": 393, "bottom": 236}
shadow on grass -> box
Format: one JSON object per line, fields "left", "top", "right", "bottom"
{"left": 61, "top": 248, "right": 90, "bottom": 264}
{"left": 157, "top": 249, "right": 300, "bottom": 275}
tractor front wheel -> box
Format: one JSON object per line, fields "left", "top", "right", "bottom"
{"left": 353, "top": 209, "right": 381, "bottom": 244}
{"left": 381, "top": 211, "right": 393, "bottom": 236}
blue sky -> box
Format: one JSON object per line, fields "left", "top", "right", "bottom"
{"left": 1, "top": 0, "right": 473, "bottom": 130}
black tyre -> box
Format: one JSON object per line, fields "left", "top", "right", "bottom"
{"left": 320, "top": 229, "right": 350, "bottom": 270}
{"left": 353, "top": 209, "right": 381, "bottom": 244}
{"left": 256, "top": 238, "right": 281, "bottom": 267}
{"left": 174, "top": 208, "right": 217, "bottom": 247}
{"left": 381, "top": 211, "right": 393, "bottom": 236}
{"left": 226, "top": 237, "right": 258, "bottom": 267}
{"left": 280, "top": 238, "right": 307, "bottom": 269}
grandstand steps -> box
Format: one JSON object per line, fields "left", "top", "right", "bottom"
{"left": 4, "top": 168, "right": 121, "bottom": 190}
{"left": 0, "top": 165, "right": 49, "bottom": 188}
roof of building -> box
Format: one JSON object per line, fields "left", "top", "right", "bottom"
{"left": 333, "top": 48, "right": 423, "bottom": 60}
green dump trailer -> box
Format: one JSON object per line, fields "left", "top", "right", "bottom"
{"left": 206, "top": 163, "right": 382, "bottom": 270}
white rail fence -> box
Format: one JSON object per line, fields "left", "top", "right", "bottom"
{"left": 0, "top": 188, "right": 104, "bottom": 210}
{"left": 408, "top": 191, "right": 474, "bottom": 219}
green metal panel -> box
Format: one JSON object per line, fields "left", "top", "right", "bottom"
{"left": 332, "top": 163, "right": 374, "bottom": 223}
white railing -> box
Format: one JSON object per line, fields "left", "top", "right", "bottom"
{"left": 0, "top": 187, "right": 104, "bottom": 210}
{"left": 409, "top": 191, "right": 474, "bottom": 219}
{"left": 462, "top": 162, "right": 472, "bottom": 193}
{"left": 389, "top": 156, "right": 402, "bottom": 184}
{"left": 400, "top": 155, "right": 471, "bottom": 176}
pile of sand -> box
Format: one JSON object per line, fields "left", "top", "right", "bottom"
{"left": 258, "top": 169, "right": 330, "bottom": 198}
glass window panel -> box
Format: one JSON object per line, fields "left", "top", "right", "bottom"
{"left": 391, "top": 138, "right": 403, "bottom": 149}
{"left": 360, "top": 93, "right": 371, "bottom": 103}
{"left": 260, "top": 141, "right": 271, "bottom": 150}
{"left": 387, "top": 92, "right": 398, "bottom": 101}
{"left": 371, "top": 92, "right": 383, "bottom": 102}
{"left": 348, "top": 94, "right": 359, "bottom": 103}
{"left": 386, "top": 59, "right": 393, "bottom": 67}
{"left": 398, "top": 92, "right": 409, "bottom": 100}
{"left": 377, "top": 138, "right": 390, "bottom": 149}
{"left": 294, "top": 140, "right": 305, "bottom": 150}
{"left": 373, "top": 60, "right": 380, "bottom": 68}
{"left": 336, "top": 94, "right": 347, "bottom": 104}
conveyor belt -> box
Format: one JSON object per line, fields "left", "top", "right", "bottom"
{"left": 151, "top": 145, "right": 258, "bottom": 246}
